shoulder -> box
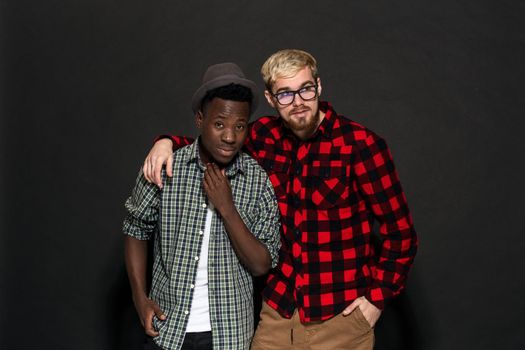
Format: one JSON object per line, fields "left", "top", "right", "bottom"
{"left": 239, "top": 151, "right": 271, "bottom": 180}
{"left": 248, "top": 115, "right": 281, "bottom": 138}
{"left": 330, "top": 113, "right": 385, "bottom": 148}
{"left": 173, "top": 142, "right": 194, "bottom": 155}
{"left": 168, "top": 143, "right": 195, "bottom": 170}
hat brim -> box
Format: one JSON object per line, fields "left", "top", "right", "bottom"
{"left": 191, "top": 74, "right": 259, "bottom": 114}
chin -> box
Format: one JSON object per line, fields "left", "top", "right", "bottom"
{"left": 288, "top": 117, "right": 316, "bottom": 131}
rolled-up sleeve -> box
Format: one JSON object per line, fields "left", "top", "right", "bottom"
{"left": 122, "top": 170, "right": 161, "bottom": 241}
{"left": 251, "top": 177, "right": 282, "bottom": 268}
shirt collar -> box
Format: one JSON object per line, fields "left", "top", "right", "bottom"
{"left": 312, "top": 101, "right": 336, "bottom": 140}
{"left": 185, "top": 137, "right": 246, "bottom": 177}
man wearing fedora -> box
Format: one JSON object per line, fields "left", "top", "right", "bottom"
{"left": 142, "top": 49, "right": 418, "bottom": 349}
{"left": 123, "top": 63, "right": 281, "bottom": 350}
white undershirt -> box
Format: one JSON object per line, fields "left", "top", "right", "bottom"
{"left": 185, "top": 204, "right": 213, "bottom": 332}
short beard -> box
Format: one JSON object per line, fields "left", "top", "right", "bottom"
{"left": 282, "top": 105, "right": 321, "bottom": 139}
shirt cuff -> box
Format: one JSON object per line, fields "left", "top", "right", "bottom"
{"left": 154, "top": 134, "right": 173, "bottom": 143}
{"left": 364, "top": 287, "right": 391, "bottom": 310}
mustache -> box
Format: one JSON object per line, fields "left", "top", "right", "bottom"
{"left": 290, "top": 106, "right": 311, "bottom": 114}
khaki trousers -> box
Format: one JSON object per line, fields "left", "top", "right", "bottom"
{"left": 251, "top": 302, "right": 374, "bottom": 350}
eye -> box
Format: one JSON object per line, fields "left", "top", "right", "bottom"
{"left": 300, "top": 85, "right": 315, "bottom": 93}
{"left": 235, "top": 124, "right": 246, "bottom": 131}
{"left": 214, "top": 121, "right": 224, "bottom": 129}
{"left": 277, "top": 91, "right": 293, "bottom": 98}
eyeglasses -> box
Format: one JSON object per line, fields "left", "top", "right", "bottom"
{"left": 271, "top": 85, "right": 318, "bottom": 106}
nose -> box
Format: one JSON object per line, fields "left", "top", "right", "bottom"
{"left": 292, "top": 92, "right": 304, "bottom": 106}
{"left": 221, "top": 128, "right": 235, "bottom": 144}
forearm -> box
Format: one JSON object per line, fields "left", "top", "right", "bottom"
{"left": 124, "top": 235, "right": 149, "bottom": 303}
{"left": 220, "top": 205, "right": 271, "bottom": 276}
{"left": 367, "top": 225, "right": 417, "bottom": 309}
{"left": 354, "top": 133, "right": 418, "bottom": 307}
{"left": 154, "top": 135, "right": 194, "bottom": 150}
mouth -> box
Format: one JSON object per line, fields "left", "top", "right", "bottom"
{"left": 217, "top": 147, "right": 237, "bottom": 157}
{"left": 290, "top": 108, "right": 310, "bottom": 116}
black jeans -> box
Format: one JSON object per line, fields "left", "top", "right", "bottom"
{"left": 144, "top": 332, "right": 213, "bottom": 350}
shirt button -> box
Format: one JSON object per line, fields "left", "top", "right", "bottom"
{"left": 199, "top": 230, "right": 204, "bottom": 235}
{"left": 184, "top": 310, "right": 189, "bottom": 315}
{"left": 202, "top": 203, "right": 207, "bottom": 208}
{"left": 195, "top": 256, "right": 199, "bottom": 261}
{"left": 190, "top": 284, "right": 195, "bottom": 289}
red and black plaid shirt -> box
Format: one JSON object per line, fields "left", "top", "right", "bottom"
{"left": 167, "top": 101, "right": 417, "bottom": 322}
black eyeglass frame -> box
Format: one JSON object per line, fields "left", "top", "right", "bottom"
{"left": 271, "top": 84, "right": 319, "bottom": 106}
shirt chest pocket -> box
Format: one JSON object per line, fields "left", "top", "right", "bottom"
{"left": 264, "top": 158, "right": 290, "bottom": 200}
{"left": 307, "top": 163, "right": 351, "bottom": 209}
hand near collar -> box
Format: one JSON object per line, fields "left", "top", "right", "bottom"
{"left": 202, "top": 162, "right": 272, "bottom": 276}
{"left": 202, "top": 163, "right": 234, "bottom": 216}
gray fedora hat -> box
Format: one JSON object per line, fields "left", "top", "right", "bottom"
{"left": 191, "top": 62, "right": 258, "bottom": 114}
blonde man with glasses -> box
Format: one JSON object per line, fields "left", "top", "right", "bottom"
{"left": 143, "top": 49, "right": 418, "bottom": 349}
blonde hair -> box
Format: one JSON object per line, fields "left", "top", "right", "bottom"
{"left": 261, "top": 49, "right": 318, "bottom": 90}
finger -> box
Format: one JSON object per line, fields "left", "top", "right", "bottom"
{"left": 203, "top": 165, "right": 210, "bottom": 182}
{"left": 145, "top": 327, "right": 159, "bottom": 337}
{"left": 208, "top": 163, "right": 222, "bottom": 183}
{"left": 144, "top": 313, "right": 159, "bottom": 337}
{"left": 342, "top": 300, "right": 359, "bottom": 316}
{"left": 146, "top": 157, "right": 155, "bottom": 182}
{"left": 143, "top": 158, "right": 152, "bottom": 183}
{"left": 203, "top": 171, "right": 213, "bottom": 192}
{"left": 211, "top": 163, "right": 223, "bottom": 177}
{"left": 205, "top": 164, "right": 218, "bottom": 185}
{"left": 166, "top": 155, "right": 173, "bottom": 178}
{"left": 153, "top": 157, "right": 164, "bottom": 188}
{"left": 212, "top": 164, "right": 228, "bottom": 183}
{"left": 153, "top": 304, "right": 167, "bottom": 321}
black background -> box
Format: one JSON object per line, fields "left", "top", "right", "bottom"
{"left": 2, "top": 1, "right": 524, "bottom": 349}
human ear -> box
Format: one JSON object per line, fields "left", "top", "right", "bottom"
{"left": 264, "top": 90, "right": 276, "bottom": 108}
{"left": 195, "top": 111, "right": 204, "bottom": 129}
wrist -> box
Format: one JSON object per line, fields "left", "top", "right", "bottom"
{"left": 132, "top": 290, "right": 149, "bottom": 304}
{"left": 158, "top": 138, "right": 173, "bottom": 148}
{"left": 218, "top": 203, "right": 237, "bottom": 220}
{"left": 154, "top": 135, "right": 173, "bottom": 144}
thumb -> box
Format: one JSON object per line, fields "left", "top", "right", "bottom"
{"left": 342, "top": 299, "right": 359, "bottom": 316}
{"left": 153, "top": 303, "right": 167, "bottom": 321}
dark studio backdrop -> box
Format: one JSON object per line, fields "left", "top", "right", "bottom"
{"left": 1, "top": 0, "right": 524, "bottom": 349}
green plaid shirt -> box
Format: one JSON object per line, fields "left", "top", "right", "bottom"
{"left": 123, "top": 139, "right": 281, "bottom": 350}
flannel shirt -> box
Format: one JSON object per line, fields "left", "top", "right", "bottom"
{"left": 123, "top": 140, "right": 281, "bottom": 349}
{"left": 166, "top": 101, "right": 418, "bottom": 323}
